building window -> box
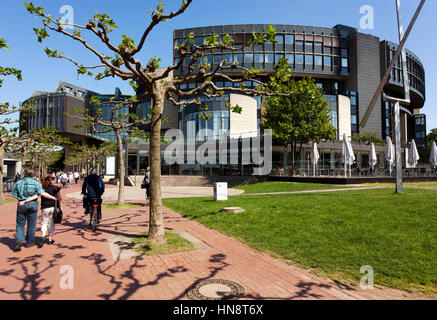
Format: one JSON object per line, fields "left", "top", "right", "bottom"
{"left": 285, "top": 54, "right": 294, "bottom": 64}
{"left": 275, "top": 35, "right": 284, "bottom": 44}
{"left": 255, "top": 53, "right": 264, "bottom": 63}
{"left": 244, "top": 53, "right": 254, "bottom": 64}
{"left": 275, "top": 53, "right": 284, "bottom": 63}
{"left": 285, "top": 34, "right": 294, "bottom": 44}
{"left": 233, "top": 54, "right": 243, "bottom": 64}
{"left": 265, "top": 53, "right": 274, "bottom": 63}
{"left": 224, "top": 54, "right": 232, "bottom": 64}
{"left": 315, "top": 55, "right": 323, "bottom": 66}
{"left": 305, "top": 55, "right": 313, "bottom": 67}
{"left": 305, "top": 42, "right": 313, "bottom": 53}
{"left": 296, "top": 54, "right": 304, "bottom": 64}
{"left": 324, "top": 56, "right": 332, "bottom": 67}
{"left": 341, "top": 58, "right": 349, "bottom": 68}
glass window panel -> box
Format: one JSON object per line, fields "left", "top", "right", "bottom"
{"left": 296, "top": 54, "right": 304, "bottom": 64}
{"left": 224, "top": 54, "right": 232, "bottom": 63}
{"left": 275, "top": 35, "right": 284, "bottom": 44}
{"left": 305, "top": 55, "right": 313, "bottom": 65}
{"left": 341, "top": 49, "right": 348, "bottom": 57}
{"left": 265, "top": 53, "right": 274, "bottom": 63}
{"left": 175, "top": 39, "right": 183, "bottom": 46}
{"left": 285, "top": 54, "right": 294, "bottom": 64}
{"left": 342, "top": 58, "right": 349, "bottom": 68}
{"left": 315, "top": 55, "right": 323, "bottom": 66}
{"left": 305, "top": 42, "right": 313, "bottom": 52}
{"left": 324, "top": 56, "right": 332, "bottom": 67}
{"left": 244, "top": 53, "right": 254, "bottom": 64}
{"left": 234, "top": 54, "right": 243, "bottom": 63}
{"left": 255, "top": 53, "right": 264, "bottom": 63}
{"left": 296, "top": 40, "right": 304, "bottom": 45}
{"left": 325, "top": 47, "right": 332, "bottom": 54}
{"left": 214, "top": 54, "right": 223, "bottom": 64}
{"left": 275, "top": 53, "right": 284, "bottom": 63}
{"left": 285, "top": 34, "right": 294, "bottom": 44}
{"left": 194, "top": 37, "right": 203, "bottom": 46}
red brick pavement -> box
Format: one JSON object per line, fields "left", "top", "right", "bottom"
{"left": 0, "top": 182, "right": 369, "bottom": 300}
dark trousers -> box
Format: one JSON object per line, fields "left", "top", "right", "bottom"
{"left": 87, "top": 198, "right": 102, "bottom": 220}
{"left": 145, "top": 183, "right": 150, "bottom": 198}
{"left": 16, "top": 201, "right": 38, "bottom": 246}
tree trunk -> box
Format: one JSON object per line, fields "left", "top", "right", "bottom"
{"left": 148, "top": 92, "right": 165, "bottom": 243}
{"left": 0, "top": 146, "right": 4, "bottom": 199}
{"left": 115, "top": 130, "right": 125, "bottom": 205}
{"left": 291, "top": 142, "right": 296, "bottom": 176}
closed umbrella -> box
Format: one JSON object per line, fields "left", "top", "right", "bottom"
{"left": 311, "top": 141, "right": 320, "bottom": 177}
{"left": 342, "top": 134, "right": 355, "bottom": 177}
{"left": 430, "top": 141, "right": 437, "bottom": 169}
{"left": 385, "top": 136, "right": 395, "bottom": 176}
{"left": 408, "top": 139, "right": 420, "bottom": 168}
{"left": 369, "top": 142, "right": 377, "bottom": 173}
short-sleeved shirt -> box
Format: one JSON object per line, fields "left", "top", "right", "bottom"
{"left": 41, "top": 185, "right": 61, "bottom": 209}
{"left": 11, "top": 178, "right": 45, "bottom": 201}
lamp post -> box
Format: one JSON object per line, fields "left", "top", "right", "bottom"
{"left": 360, "top": 0, "right": 426, "bottom": 194}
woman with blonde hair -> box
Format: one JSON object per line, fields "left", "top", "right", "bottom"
{"left": 38, "top": 173, "right": 63, "bottom": 247}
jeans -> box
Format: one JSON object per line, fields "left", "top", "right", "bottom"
{"left": 16, "top": 201, "right": 38, "bottom": 246}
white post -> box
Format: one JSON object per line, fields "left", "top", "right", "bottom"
{"left": 394, "top": 101, "right": 403, "bottom": 193}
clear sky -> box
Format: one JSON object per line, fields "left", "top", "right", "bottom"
{"left": 0, "top": 0, "right": 435, "bottom": 132}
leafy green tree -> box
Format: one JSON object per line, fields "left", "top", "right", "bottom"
{"left": 352, "top": 131, "right": 384, "bottom": 146}
{"left": 25, "top": 0, "right": 287, "bottom": 242}
{"left": 262, "top": 60, "right": 336, "bottom": 173}
{"left": 72, "top": 98, "right": 149, "bottom": 205}
{"left": 0, "top": 38, "right": 34, "bottom": 198}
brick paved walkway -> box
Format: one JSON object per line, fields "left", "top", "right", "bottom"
{"left": 0, "top": 183, "right": 426, "bottom": 300}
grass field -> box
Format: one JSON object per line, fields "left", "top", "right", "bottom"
{"left": 163, "top": 186, "right": 437, "bottom": 294}
{"left": 234, "top": 181, "right": 355, "bottom": 194}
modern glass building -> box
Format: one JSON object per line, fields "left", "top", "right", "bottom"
{"left": 20, "top": 24, "right": 428, "bottom": 176}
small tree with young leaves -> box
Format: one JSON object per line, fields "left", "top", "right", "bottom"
{"left": 71, "top": 97, "right": 149, "bottom": 205}
{"left": 25, "top": 0, "right": 291, "bottom": 242}
{"left": 0, "top": 38, "right": 34, "bottom": 198}
{"left": 262, "top": 61, "right": 337, "bottom": 173}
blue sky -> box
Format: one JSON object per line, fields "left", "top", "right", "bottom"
{"left": 0, "top": 0, "right": 436, "bottom": 132}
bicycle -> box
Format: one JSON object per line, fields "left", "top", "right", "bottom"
{"left": 87, "top": 198, "right": 101, "bottom": 232}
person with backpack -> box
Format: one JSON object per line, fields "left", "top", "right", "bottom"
{"left": 82, "top": 168, "right": 105, "bottom": 223}
{"left": 38, "top": 174, "right": 63, "bottom": 247}
{"left": 10, "top": 169, "right": 57, "bottom": 252}
{"left": 141, "top": 167, "right": 151, "bottom": 204}
{"left": 60, "top": 172, "right": 68, "bottom": 188}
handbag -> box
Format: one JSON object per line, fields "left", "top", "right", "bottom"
{"left": 53, "top": 200, "right": 63, "bottom": 224}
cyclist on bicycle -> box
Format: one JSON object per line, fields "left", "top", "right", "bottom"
{"left": 81, "top": 168, "right": 105, "bottom": 223}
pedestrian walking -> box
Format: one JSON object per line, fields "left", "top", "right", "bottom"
{"left": 74, "top": 171, "right": 80, "bottom": 184}
{"left": 10, "top": 169, "right": 57, "bottom": 252}
{"left": 38, "top": 174, "right": 63, "bottom": 247}
{"left": 68, "top": 172, "right": 73, "bottom": 187}
{"left": 60, "top": 172, "right": 68, "bottom": 188}
{"left": 141, "top": 167, "right": 151, "bottom": 204}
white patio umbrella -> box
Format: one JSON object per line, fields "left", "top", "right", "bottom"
{"left": 369, "top": 142, "right": 377, "bottom": 172}
{"left": 311, "top": 141, "right": 320, "bottom": 177}
{"left": 385, "top": 136, "right": 395, "bottom": 176}
{"left": 408, "top": 139, "right": 420, "bottom": 168}
{"left": 342, "top": 134, "right": 355, "bottom": 177}
{"left": 430, "top": 141, "right": 437, "bottom": 169}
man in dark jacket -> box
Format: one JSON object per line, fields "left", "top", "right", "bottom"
{"left": 81, "top": 168, "right": 105, "bottom": 222}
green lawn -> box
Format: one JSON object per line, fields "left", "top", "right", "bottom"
{"left": 163, "top": 187, "right": 437, "bottom": 294}
{"left": 234, "top": 181, "right": 355, "bottom": 194}
{"left": 131, "top": 232, "right": 194, "bottom": 256}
